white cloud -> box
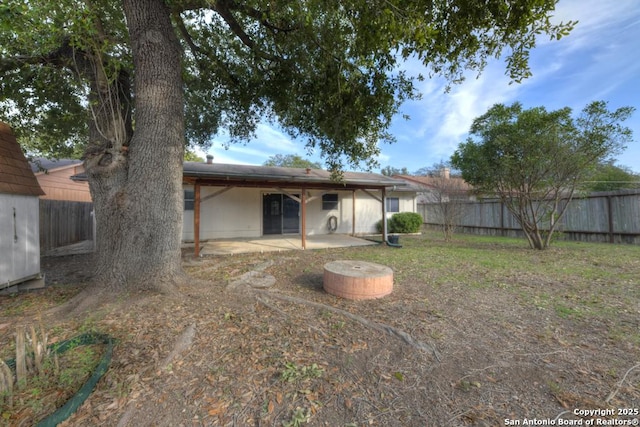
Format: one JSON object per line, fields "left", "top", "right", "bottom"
{"left": 382, "top": 0, "right": 640, "bottom": 173}
{"left": 204, "top": 0, "right": 640, "bottom": 173}
{"left": 421, "top": 62, "right": 521, "bottom": 154}
{"left": 254, "top": 123, "right": 298, "bottom": 151}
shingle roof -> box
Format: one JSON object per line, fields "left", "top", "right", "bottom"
{"left": 30, "top": 158, "right": 82, "bottom": 173}
{"left": 0, "top": 122, "right": 45, "bottom": 196}
{"left": 394, "top": 174, "right": 473, "bottom": 191}
{"left": 183, "top": 162, "right": 408, "bottom": 189}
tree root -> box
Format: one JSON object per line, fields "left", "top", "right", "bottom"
{"left": 43, "top": 282, "right": 186, "bottom": 322}
{"left": 254, "top": 290, "right": 441, "bottom": 362}
{"left": 159, "top": 323, "right": 196, "bottom": 369}
{"left": 605, "top": 362, "right": 640, "bottom": 403}
{"left": 118, "top": 323, "right": 197, "bottom": 427}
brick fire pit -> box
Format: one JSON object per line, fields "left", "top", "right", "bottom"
{"left": 323, "top": 260, "right": 393, "bottom": 300}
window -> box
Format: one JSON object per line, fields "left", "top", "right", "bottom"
{"left": 184, "top": 190, "right": 194, "bottom": 210}
{"left": 386, "top": 197, "right": 399, "bottom": 213}
{"left": 322, "top": 193, "right": 339, "bottom": 210}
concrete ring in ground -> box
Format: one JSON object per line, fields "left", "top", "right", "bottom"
{"left": 323, "top": 260, "right": 393, "bottom": 300}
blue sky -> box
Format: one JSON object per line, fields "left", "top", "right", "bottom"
{"left": 203, "top": 0, "right": 640, "bottom": 174}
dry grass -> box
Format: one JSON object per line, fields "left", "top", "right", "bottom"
{"left": 1, "top": 230, "right": 639, "bottom": 426}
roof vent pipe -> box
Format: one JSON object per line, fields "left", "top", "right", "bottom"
{"left": 206, "top": 154, "right": 214, "bottom": 164}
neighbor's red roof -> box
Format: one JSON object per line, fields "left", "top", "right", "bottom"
{"left": 0, "top": 122, "right": 45, "bottom": 196}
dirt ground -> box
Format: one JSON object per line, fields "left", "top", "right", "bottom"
{"left": 3, "top": 240, "right": 640, "bottom": 426}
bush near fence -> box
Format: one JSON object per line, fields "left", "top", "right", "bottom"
{"left": 417, "top": 189, "right": 640, "bottom": 244}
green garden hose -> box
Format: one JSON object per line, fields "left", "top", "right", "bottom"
{"left": 5, "top": 332, "right": 115, "bottom": 427}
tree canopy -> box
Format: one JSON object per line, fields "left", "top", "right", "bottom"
{"left": 583, "top": 162, "right": 640, "bottom": 192}
{"left": 1, "top": 0, "right": 576, "bottom": 170}
{"left": 0, "top": 0, "right": 577, "bottom": 293}
{"left": 263, "top": 154, "right": 321, "bottom": 169}
{"left": 380, "top": 166, "right": 409, "bottom": 176}
{"left": 451, "top": 101, "right": 635, "bottom": 250}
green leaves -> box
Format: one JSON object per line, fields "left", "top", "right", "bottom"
{"left": 2, "top": 0, "right": 576, "bottom": 170}
{"left": 263, "top": 154, "right": 321, "bottom": 169}
{"left": 451, "top": 101, "right": 635, "bottom": 249}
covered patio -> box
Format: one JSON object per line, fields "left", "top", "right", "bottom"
{"left": 192, "top": 234, "right": 379, "bottom": 256}
{"left": 183, "top": 162, "right": 412, "bottom": 257}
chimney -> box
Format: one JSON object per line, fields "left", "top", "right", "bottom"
{"left": 206, "top": 154, "right": 213, "bottom": 164}
{"left": 440, "top": 167, "right": 450, "bottom": 179}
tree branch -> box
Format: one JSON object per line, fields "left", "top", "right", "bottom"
{"left": 172, "top": 12, "right": 240, "bottom": 87}
{"left": 0, "top": 37, "right": 75, "bottom": 72}
{"left": 213, "top": 0, "right": 280, "bottom": 62}
{"left": 225, "top": 1, "right": 300, "bottom": 34}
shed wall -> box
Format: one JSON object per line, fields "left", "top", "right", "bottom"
{"left": 0, "top": 194, "right": 41, "bottom": 285}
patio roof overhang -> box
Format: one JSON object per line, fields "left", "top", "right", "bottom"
{"left": 182, "top": 162, "right": 407, "bottom": 191}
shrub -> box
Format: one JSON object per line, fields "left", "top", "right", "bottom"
{"left": 375, "top": 219, "right": 389, "bottom": 233}
{"left": 390, "top": 212, "right": 422, "bottom": 233}
{"left": 375, "top": 212, "right": 423, "bottom": 233}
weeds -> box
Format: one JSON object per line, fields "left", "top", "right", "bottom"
{"left": 280, "top": 362, "right": 324, "bottom": 383}
{"left": 282, "top": 407, "right": 311, "bottom": 427}
{"left": 0, "top": 324, "right": 103, "bottom": 424}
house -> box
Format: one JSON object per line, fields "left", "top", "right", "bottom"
{"left": 394, "top": 169, "right": 474, "bottom": 204}
{"left": 393, "top": 170, "right": 476, "bottom": 227}
{"left": 182, "top": 161, "right": 416, "bottom": 256}
{"left": 0, "top": 122, "right": 46, "bottom": 292}
{"left": 30, "top": 158, "right": 92, "bottom": 202}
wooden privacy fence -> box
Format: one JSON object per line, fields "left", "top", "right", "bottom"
{"left": 418, "top": 190, "right": 640, "bottom": 244}
{"left": 39, "top": 199, "right": 94, "bottom": 251}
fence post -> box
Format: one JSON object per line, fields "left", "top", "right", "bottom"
{"left": 607, "top": 195, "right": 614, "bottom": 244}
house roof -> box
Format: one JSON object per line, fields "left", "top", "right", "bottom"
{"left": 39, "top": 160, "right": 411, "bottom": 190}
{"left": 30, "top": 158, "right": 83, "bottom": 174}
{"left": 394, "top": 174, "right": 473, "bottom": 192}
{"left": 0, "top": 122, "right": 45, "bottom": 196}
{"left": 183, "top": 162, "right": 409, "bottom": 190}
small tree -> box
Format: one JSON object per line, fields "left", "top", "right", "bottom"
{"left": 430, "top": 172, "right": 470, "bottom": 241}
{"left": 415, "top": 162, "right": 469, "bottom": 241}
{"left": 451, "top": 101, "right": 634, "bottom": 250}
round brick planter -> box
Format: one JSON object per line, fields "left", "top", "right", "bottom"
{"left": 323, "top": 260, "right": 393, "bottom": 300}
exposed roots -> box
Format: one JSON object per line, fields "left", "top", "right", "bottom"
{"left": 43, "top": 280, "right": 185, "bottom": 322}
{"left": 606, "top": 363, "right": 640, "bottom": 403}
{"left": 118, "top": 323, "right": 197, "bottom": 427}
{"left": 159, "top": 323, "right": 196, "bottom": 369}
{"left": 254, "top": 290, "right": 441, "bottom": 362}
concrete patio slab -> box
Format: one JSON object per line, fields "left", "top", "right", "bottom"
{"left": 199, "top": 234, "right": 378, "bottom": 256}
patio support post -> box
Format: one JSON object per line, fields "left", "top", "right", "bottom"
{"left": 382, "top": 187, "right": 387, "bottom": 242}
{"left": 194, "top": 181, "right": 201, "bottom": 257}
{"left": 301, "top": 187, "right": 307, "bottom": 249}
{"left": 352, "top": 190, "right": 356, "bottom": 236}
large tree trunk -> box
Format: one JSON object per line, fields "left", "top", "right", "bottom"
{"left": 84, "top": 0, "right": 185, "bottom": 293}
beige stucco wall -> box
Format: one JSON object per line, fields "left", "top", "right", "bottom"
{"left": 182, "top": 185, "right": 416, "bottom": 241}
{"left": 304, "top": 189, "right": 415, "bottom": 235}
{"left": 183, "top": 186, "right": 262, "bottom": 241}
